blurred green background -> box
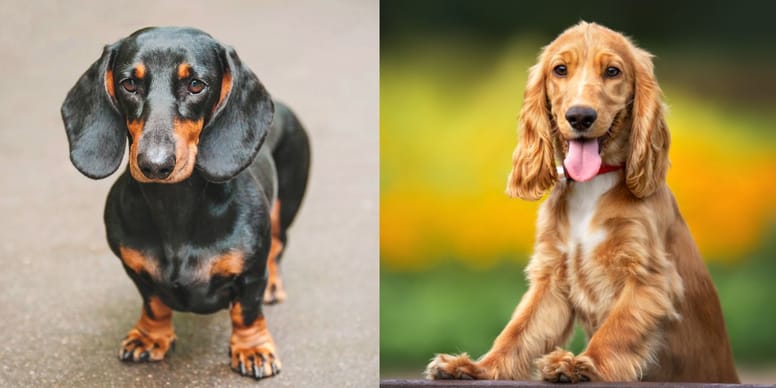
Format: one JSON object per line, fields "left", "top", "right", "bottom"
{"left": 380, "top": 0, "right": 776, "bottom": 381}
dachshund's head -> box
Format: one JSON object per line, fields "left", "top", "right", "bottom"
{"left": 62, "top": 27, "right": 274, "bottom": 183}
{"left": 506, "top": 22, "right": 670, "bottom": 200}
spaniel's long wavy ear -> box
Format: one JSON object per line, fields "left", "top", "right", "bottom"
{"left": 196, "top": 45, "right": 274, "bottom": 183}
{"left": 506, "top": 55, "right": 557, "bottom": 201}
{"left": 61, "top": 43, "right": 126, "bottom": 179}
{"left": 626, "top": 48, "right": 670, "bottom": 198}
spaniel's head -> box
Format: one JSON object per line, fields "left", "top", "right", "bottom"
{"left": 506, "top": 22, "right": 670, "bottom": 200}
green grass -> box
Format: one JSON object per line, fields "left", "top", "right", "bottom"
{"left": 380, "top": 227, "right": 776, "bottom": 375}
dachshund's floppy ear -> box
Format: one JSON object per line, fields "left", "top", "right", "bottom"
{"left": 61, "top": 44, "right": 126, "bottom": 179}
{"left": 626, "top": 48, "right": 670, "bottom": 198}
{"left": 196, "top": 45, "right": 274, "bottom": 182}
{"left": 506, "top": 54, "right": 557, "bottom": 201}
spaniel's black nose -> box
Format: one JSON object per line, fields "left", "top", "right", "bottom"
{"left": 565, "top": 106, "right": 597, "bottom": 131}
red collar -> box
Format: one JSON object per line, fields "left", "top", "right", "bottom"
{"left": 558, "top": 164, "right": 624, "bottom": 181}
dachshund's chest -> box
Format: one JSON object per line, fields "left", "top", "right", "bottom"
{"left": 561, "top": 173, "right": 620, "bottom": 327}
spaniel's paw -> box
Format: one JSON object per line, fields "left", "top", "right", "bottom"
{"left": 425, "top": 352, "right": 488, "bottom": 380}
{"left": 537, "top": 348, "right": 599, "bottom": 383}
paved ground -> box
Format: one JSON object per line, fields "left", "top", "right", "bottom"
{"left": 0, "top": 1, "right": 378, "bottom": 386}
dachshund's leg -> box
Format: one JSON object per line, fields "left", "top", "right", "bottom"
{"left": 229, "top": 301, "right": 281, "bottom": 379}
{"left": 119, "top": 296, "right": 176, "bottom": 362}
{"left": 263, "top": 200, "right": 287, "bottom": 304}
{"left": 231, "top": 194, "right": 280, "bottom": 380}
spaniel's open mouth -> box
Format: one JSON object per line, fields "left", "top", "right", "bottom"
{"left": 562, "top": 111, "right": 621, "bottom": 183}
{"left": 563, "top": 138, "right": 600, "bottom": 182}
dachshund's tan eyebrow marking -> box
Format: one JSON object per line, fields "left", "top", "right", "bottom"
{"left": 134, "top": 63, "right": 146, "bottom": 79}
{"left": 177, "top": 63, "right": 190, "bottom": 79}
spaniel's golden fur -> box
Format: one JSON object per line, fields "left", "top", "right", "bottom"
{"left": 425, "top": 22, "right": 739, "bottom": 383}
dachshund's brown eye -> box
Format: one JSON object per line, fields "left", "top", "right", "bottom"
{"left": 120, "top": 79, "right": 137, "bottom": 93}
{"left": 553, "top": 65, "right": 567, "bottom": 76}
{"left": 188, "top": 79, "right": 207, "bottom": 94}
{"left": 605, "top": 66, "right": 621, "bottom": 78}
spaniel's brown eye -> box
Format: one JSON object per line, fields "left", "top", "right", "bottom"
{"left": 120, "top": 79, "right": 137, "bottom": 93}
{"left": 188, "top": 79, "right": 207, "bottom": 94}
{"left": 605, "top": 66, "right": 621, "bottom": 78}
{"left": 553, "top": 65, "right": 567, "bottom": 76}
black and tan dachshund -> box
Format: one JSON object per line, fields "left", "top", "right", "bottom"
{"left": 61, "top": 27, "right": 310, "bottom": 380}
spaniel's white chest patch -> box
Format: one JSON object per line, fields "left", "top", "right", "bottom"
{"left": 565, "top": 173, "right": 619, "bottom": 256}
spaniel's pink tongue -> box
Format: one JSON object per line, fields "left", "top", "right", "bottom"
{"left": 564, "top": 139, "right": 601, "bottom": 182}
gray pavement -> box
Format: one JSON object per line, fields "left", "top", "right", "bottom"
{"left": 0, "top": 1, "right": 378, "bottom": 386}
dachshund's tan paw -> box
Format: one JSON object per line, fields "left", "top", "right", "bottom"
{"left": 425, "top": 353, "right": 488, "bottom": 380}
{"left": 119, "top": 327, "right": 176, "bottom": 362}
{"left": 537, "top": 348, "right": 599, "bottom": 383}
{"left": 230, "top": 341, "right": 281, "bottom": 380}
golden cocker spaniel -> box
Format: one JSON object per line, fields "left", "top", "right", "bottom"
{"left": 425, "top": 22, "right": 739, "bottom": 383}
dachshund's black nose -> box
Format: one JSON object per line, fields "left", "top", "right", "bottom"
{"left": 137, "top": 152, "right": 175, "bottom": 180}
{"left": 565, "top": 106, "right": 597, "bottom": 131}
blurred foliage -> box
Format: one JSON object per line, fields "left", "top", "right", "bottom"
{"left": 380, "top": 0, "right": 776, "bottom": 376}
{"left": 381, "top": 0, "right": 776, "bottom": 58}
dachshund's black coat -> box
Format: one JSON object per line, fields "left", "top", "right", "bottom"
{"left": 62, "top": 27, "right": 310, "bottom": 380}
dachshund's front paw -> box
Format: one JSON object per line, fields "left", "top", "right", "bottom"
{"left": 229, "top": 342, "right": 281, "bottom": 380}
{"left": 425, "top": 353, "right": 488, "bottom": 380}
{"left": 119, "top": 327, "right": 176, "bottom": 362}
{"left": 537, "top": 348, "right": 599, "bottom": 383}
{"left": 229, "top": 302, "right": 280, "bottom": 379}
